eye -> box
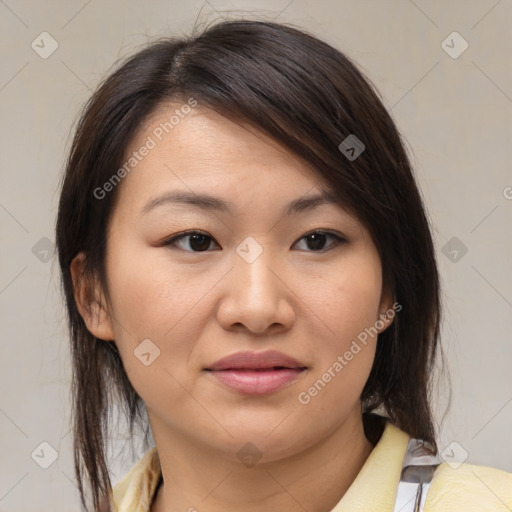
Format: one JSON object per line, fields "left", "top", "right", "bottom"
{"left": 161, "top": 229, "right": 346, "bottom": 253}
{"left": 161, "top": 230, "right": 220, "bottom": 252}
{"left": 294, "top": 230, "right": 346, "bottom": 252}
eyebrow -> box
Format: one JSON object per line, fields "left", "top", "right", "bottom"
{"left": 141, "top": 189, "right": 340, "bottom": 218}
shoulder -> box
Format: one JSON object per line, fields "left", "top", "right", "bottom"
{"left": 425, "top": 461, "right": 512, "bottom": 511}
{"left": 112, "top": 446, "right": 162, "bottom": 512}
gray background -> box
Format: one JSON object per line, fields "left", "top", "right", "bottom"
{"left": 0, "top": 0, "right": 511, "bottom": 510}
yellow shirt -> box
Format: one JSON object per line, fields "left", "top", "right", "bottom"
{"left": 112, "top": 420, "right": 512, "bottom": 511}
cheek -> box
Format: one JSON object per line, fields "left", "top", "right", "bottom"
{"left": 103, "top": 248, "right": 205, "bottom": 412}
{"left": 105, "top": 237, "right": 205, "bottom": 337}
{"left": 296, "top": 249, "right": 382, "bottom": 405}
{"left": 102, "top": 241, "right": 194, "bottom": 379}
{"left": 103, "top": 239, "right": 230, "bottom": 389}
{"left": 296, "top": 278, "right": 380, "bottom": 416}
{"left": 307, "top": 251, "right": 383, "bottom": 350}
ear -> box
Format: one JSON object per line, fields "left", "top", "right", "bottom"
{"left": 70, "top": 252, "right": 115, "bottom": 341}
{"left": 376, "top": 286, "right": 398, "bottom": 335}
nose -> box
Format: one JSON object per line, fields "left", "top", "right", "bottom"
{"left": 215, "top": 242, "right": 295, "bottom": 335}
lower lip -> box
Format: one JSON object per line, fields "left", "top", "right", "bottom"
{"left": 208, "top": 369, "right": 305, "bottom": 395}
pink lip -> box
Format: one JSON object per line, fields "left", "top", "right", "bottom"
{"left": 205, "top": 350, "right": 307, "bottom": 395}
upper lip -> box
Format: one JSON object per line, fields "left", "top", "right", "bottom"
{"left": 206, "top": 350, "right": 307, "bottom": 371}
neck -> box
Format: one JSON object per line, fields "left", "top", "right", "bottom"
{"left": 151, "top": 409, "right": 378, "bottom": 512}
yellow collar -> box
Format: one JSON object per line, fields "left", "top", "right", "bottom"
{"left": 112, "top": 418, "right": 409, "bottom": 512}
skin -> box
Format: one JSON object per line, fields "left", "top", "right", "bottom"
{"left": 72, "top": 104, "right": 394, "bottom": 512}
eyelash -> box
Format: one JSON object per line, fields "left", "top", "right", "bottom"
{"left": 160, "top": 229, "right": 347, "bottom": 253}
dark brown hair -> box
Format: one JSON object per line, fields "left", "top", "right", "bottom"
{"left": 56, "top": 18, "right": 444, "bottom": 511}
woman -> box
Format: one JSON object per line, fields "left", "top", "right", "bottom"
{"left": 55, "top": 19, "right": 511, "bottom": 512}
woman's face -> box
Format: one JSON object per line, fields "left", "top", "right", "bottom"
{"left": 77, "top": 104, "right": 393, "bottom": 463}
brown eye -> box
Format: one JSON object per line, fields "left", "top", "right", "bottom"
{"left": 162, "top": 229, "right": 346, "bottom": 253}
{"left": 294, "top": 230, "right": 346, "bottom": 252}
{"left": 162, "top": 231, "right": 219, "bottom": 252}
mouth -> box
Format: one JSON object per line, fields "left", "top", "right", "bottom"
{"left": 205, "top": 350, "right": 308, "bottom": 395}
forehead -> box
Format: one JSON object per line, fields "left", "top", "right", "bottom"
{"left": 138, "top": 105, "right": 313, "bottom": 169}
{"left": 117, "top": 104, "right": 333, "bottom": 207}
